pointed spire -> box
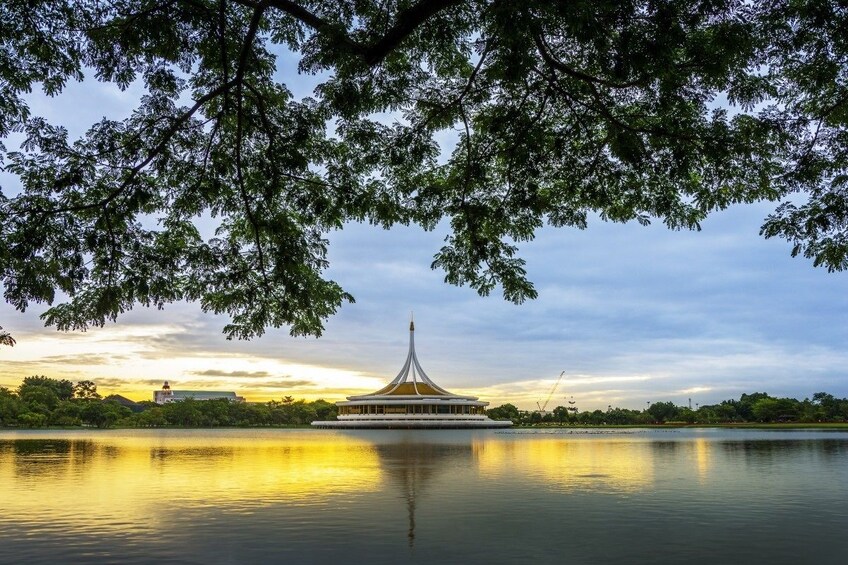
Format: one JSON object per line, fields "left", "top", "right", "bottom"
{"left": 410, "top": 311, "right": 414, "bottom": 331}
{"left": 345, "top": 317, "right": 484, "bottom": 400}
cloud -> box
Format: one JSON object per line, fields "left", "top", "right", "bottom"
{"left": 190, "top": 370, "right": 272, "bottom": 378}
{"left": 39, "top": 354, "right": 130, "bottom": 365}
{"left": 254, "top": 380, "right": 316, "bottom": 389}
{"left": 92, "top": 378, "right": 165, "bottom": 388}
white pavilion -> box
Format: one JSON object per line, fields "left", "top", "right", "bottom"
{"left": 311, "top": 319, "right": 512, "bottom": 429}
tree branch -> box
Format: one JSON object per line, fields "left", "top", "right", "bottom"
{"left": 362, "top": 0, "right": 463, "bottom": 65}
{"left": 533, "top": 33, "right": 646, "bottom": 90}
{"left": 40, "top": 79, "right": 239, "bottom": 216}
{"left": 235, "top": 2, "right": 273, "bottom": 293}
{"left": 239, "top": 0, "right": 463, "bottom": 66}
{"left": 219, "top": 0, "right": 231, "bottom": 112}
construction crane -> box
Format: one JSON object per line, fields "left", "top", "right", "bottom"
{"left": 536, "top": 371, "right": 565, "bottom": 414}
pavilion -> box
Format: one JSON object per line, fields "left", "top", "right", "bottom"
{"left": 311, "top": 319, "right": 512, "bottom": 429}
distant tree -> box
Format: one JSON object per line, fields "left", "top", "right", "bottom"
{"left": 230, "top": 401, "right": 271, "bottom": 426}
{"left": 738, "top": 393, "right": 772, "bottom": 421}
{"left": 751, "top": 398, "right": 782, "bottom": 422}
{"left": 677, "top": 407, "right": 697, "bottom": 424}
{"left": 487, "top": 403, "right": 520, "bottom": 422}
{"left": 73, "top": 380, "right": 101, "bottom": 400}
{"left": 131, "top": 407, "right": 167, "bottom": 427}
{"left": 17, "top": 412, "right": 47, "bottom": 428}
{"left": 19, "top": 385, "right": 60, "bottom": 412}
{"left": 81, "top": 401, "right": 130, "bottom": 428}
{"left": 646, "top": 401, "right": 679, "bottom": 424}
{"left": 289, "top": 400, "right": 316, "bottom": 425}
{"left": 312, "top": 399, "right": 338, "bottom": 421}
{"left": 200, "top": 398, "right": 234, "bottom": 426}
{"left": 0, "top": 387, "right": 26, "bottom": 426}
{"left": 552, "top": 405, "right": 569, "bottom": 425}
{"left": 811, "top": 392, "right": 840, "bottom": 421}
{"left": 583, "top": 410, "right": 607, "bottom": 425}
{"left": 50, "top": 400, "right": 84, "bottom": 427}
{"left": 162, "top": 398, "right": 203, "bottom": 426}
{"left": 18, "top": 376, "right": 74, "bottom": 401}
{"left": 714, "top": 401, "right": 741, "bottom": 422}
{"left": 747, "top": 397, "right": 795, "bottom": 422}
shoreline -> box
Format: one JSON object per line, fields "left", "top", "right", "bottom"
{"left": 3, "top": 422, "right": 848, "bottom": 431}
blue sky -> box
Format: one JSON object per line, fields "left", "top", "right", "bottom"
{"left": 1, "top": 48, "right": 847, "bottom": 410}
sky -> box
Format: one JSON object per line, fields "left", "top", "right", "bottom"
{"left": 1, "top": 48, "right": 847, "bottom": 411}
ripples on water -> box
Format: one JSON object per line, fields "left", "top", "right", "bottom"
{"left": 0, "top": 428, "right": 846, "bottom": 565}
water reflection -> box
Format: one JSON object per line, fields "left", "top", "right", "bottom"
{"left": 374, "top": 442, "right": 473, "bottom": 546}
{"left": 474, "top": 436, "right": 655, "bottom": 492}
{"left": 1, "top": 429, "right": 847, "bottom": 565}
{"left": 693, "top": 438, "right": 712, "bottom": 482}
{"left": 0, "top": 432, "right": 384, "bottom": 537}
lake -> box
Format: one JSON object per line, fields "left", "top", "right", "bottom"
{"left": 1, "top": 428, "right": 846, "bottom": 564}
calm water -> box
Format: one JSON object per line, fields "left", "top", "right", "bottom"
{"left": 0, "top": 428, "right": 846, "bottom": 564}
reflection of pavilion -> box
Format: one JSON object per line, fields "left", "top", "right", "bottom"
{"left": 312, "top": 320, "right": 511, "bottom": 429}
{"left": 372, "top": 440, "right": 474, "bottom": 546}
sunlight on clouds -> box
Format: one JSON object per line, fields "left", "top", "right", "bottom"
{"left": 0, "top": 324, "right": 385, "bottom": 402}
{"left": 458, "top": 373, "right": 657, "bottom": 408}
{"left": 676, "top": 386, "right": 714, "bottom": 395}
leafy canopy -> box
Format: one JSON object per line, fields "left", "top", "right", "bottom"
{"left": 1, "top": 0, "right": 846, "bottom": 339}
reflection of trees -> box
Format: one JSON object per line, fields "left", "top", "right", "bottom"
{"left": 3, "top": 439, "right": 97, "bottom": 478}
{"left": 148, "top": 446, "right": 235, "bottom": 463}
{"left": 721, "top": 440, "right": 846, "bottom": 463}
{"left": 649, "top": 440, "right": 681, "bottom": 466}
{"left": 372, "top": 440, "right": 474, "bottom": 547}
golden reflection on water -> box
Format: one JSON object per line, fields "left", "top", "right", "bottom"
{"left": 693, "top": 437, "right": 712, "bottom": 483}
{"left": 3, "top": 430, "right": 847, "bottom": 565}
{"left": 0, "top": 432, "right": 382, "bottom": 533}
{"left": 0, "top": 430, "right": 727, "bottom": 542}
{"left": 473, "top": 437, "right": 655, "bottom": 492}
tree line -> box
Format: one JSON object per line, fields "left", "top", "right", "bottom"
{"left": 3, "top": 376, "right": 847, "bottom": 428}
{"left": 0, "top": 376, "right": 337, "bottom": 428}
{"left": 488, "top": 392, "right": 848, "bottom": 425}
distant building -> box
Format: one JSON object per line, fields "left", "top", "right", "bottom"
{"left": 154, "top": 381, "right": 244, "bottom": 404}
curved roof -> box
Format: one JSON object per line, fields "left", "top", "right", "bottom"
{"left": 348, "top": 320, "right": 477, "bottom": 401}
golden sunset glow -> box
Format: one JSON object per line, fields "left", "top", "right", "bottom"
{"left": 0, "top": 325, "right": 387, "bottom": 403}
{"left": 692, "top": 437, "right": 713, "bottom": 483}
{"left": 0, "top": 431, "right": 383, "bottom": 530}
{"left": 473, "top": 436, "right": 655, "bottom": 492}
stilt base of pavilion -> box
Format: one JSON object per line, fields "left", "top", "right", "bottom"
{"left": 311, "top": 417, "right": 512, "bottom": 429}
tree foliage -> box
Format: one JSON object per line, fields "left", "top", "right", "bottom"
{"left": 0, "top": 326, "right": 14, "bottom": 347}
{"left": 19, "top": 375, "right": 75, "bottom": 401}
{"left": 1, "top": 376, "right": 130, "bottom": 427}
{"left": 1, "top": 1, "right": 847, "bottom": 338}
{"left": 74, "top": 379, "right": 102, "bottom": 400}
{"left": 0, "top": 376, "right": 338, "bottom": 427}
{"left": 489, "top": 390, "right": 848, "bottom": 426}
{"left": 3, "top": 376, "right": 847, "bottom": 428}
